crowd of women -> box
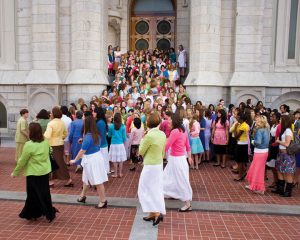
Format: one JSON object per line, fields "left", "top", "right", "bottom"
{"left": 11, "top": 46, "right": 300, "bottom": 225}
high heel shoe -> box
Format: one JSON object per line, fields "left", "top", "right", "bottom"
{"left": 293, "top": 182, "right": 299, "bottom": 188}
{"left": 153, "top": 214, "right": 163, "bottom": 226}
{"left": 143, "top": 215, "right": 155, "bottom": 222}
{"left": 95, "top": 200, "right": 108, "bottom": 209}
{"left": 77, "top": 196, "right": 86, "bottom": 203}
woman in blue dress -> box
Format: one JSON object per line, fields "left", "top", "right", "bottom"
{"left": 68, "top": 111, "right": 84, "bottom": 173}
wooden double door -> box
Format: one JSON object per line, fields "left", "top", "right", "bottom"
{"left": 130, "top": 16, "right": 175, "bottom": 51}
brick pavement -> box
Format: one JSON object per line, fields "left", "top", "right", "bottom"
{"left": 0, "top": 201, "right": 135, "bottom": 240}
{"left": 158, "top": 211, "right": 300, "bottom": 240}
{"left": 1, "top": 147, "right": 299, "bottom": 205}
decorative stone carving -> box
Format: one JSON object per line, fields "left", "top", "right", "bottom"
{"left": 271, "top": 91, "right": 300, "bottom": 109}
{"left": 108, "top": 16, "right": 121, "bottom": 35}
{"left": 27, "top": 86, "right": 60, "bottom": 118}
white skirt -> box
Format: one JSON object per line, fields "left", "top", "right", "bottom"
{"left": 100, "top": 147, "right": 110, "bottom": 173}
{"left": 163, "top": 155, "right": 193, "bottom": 202}
{"left": 138, "top": 164, "right": 166, "bottom": 215}
{"left": 81, "top": 151, "right": 108, "bottom": 186}
{"left": 109, "top": 143, "right": 127, "bottom": 162}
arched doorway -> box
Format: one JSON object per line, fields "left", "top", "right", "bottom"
{"left": 0, "top": 101, "right": 7, "bottom": 129}
{"left": 130, "top": 0, "right": 176, "bottom": 51}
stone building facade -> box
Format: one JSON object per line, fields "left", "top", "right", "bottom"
{"left": 0, "top": 0, "right": 300, "bottom": 135}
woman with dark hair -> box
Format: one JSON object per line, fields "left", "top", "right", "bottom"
{"left": 96, "top": 107, "right": 110, "bottom": 174}
{"left": 108, "top": 112, "right": 127, "bottom": 177}
{"left": 70, "top": 116, "right": 108, "bottom": 208}
{"left": 128, "top": 118, "right": 144, "bottom": 171}
{"left": 208, "top": 104, "right": 216, "bottom": 121}
{"left": 11, "top": 122, "right": 58, "bottom": 222}
{"left": 36, "top": 109, "right": 50, "bottom": 134}
{"left": 163, "top": 113, "right": 193, "bottom": 212}
{"left": 68, "top": 111, "right": 84, "bottom": 173}
{"left": 280, "top": 104, "right": 290, "bottom": 115}
{"left": 80, "top": 104, "right": 88, "bottom": 113}
{"left": 211, "top": 109, "right": 229, "bottom": 168}
{"left": 266, "top": 112, "right": 281, "bottom": 188}
{"left": 233, "top": 112, "right": 250, "bottom": 181}
{"left": 44, "top": 106, "right": 72, "bottom": 187}
{"left": 273, "top": 115, "right": 295, "bottom": 197}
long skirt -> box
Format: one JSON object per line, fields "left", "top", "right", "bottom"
{"left": 52, "top": 145, "right": 70, "bottom": 180}
{"left": 100, "top": 147, "right": 110, "bottom": 173}
{"left": 82, "top": 151, "right": 108, "bottom": 185}
{"left": 138, "top": 164, "right": 166, "bottom": 215}
{"left": 246, "top": 152, "right": 268, "bottom": 191}
{"left": 163, "top": 155, "right": 193, "bottom": 202}
{"left": 20, "top": 174, "right": 57, "bottom": 222}
{"left": 109, "top": 144, "right": 127, "bottom": 162}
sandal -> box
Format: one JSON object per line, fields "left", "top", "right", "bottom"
{"left": 178, "top": 205, "right": 192, "bottom": 212}
{"left": 95, "top": 200, "right": 108, "bottom": 209}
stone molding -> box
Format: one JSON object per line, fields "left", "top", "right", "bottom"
{"left": 25, "top": 70, "right": 62, "bottom": 84}
{"left": 65, "top": 69, "right": 109, "bottom": 85}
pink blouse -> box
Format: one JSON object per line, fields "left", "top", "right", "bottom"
{"left": 165, "top": 128, "right": 191, "bottom": 156}
{"left": 213, "top": 120, "right": 229, "bottom": 145}
{"left": 129, "top": 127, "right": 144, "bottom": 145}
{"left": 190, "top": 121, "right": 200, "bottom": 138}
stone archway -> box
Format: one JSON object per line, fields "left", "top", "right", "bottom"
{"left": 270, "top": 91, "right": 300, "bottom": 110}
{"left": 0, "top": 96, "right": 7, "bottom": 129}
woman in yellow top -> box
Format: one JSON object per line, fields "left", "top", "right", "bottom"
{"left": 11, "top": 122, "right": 58, "bottom": 222}
{"left": 234, "top": 112, "right": 250, "bottom": 181}
{"left": 44, "top": 106, "right": 73, "bottom": 187}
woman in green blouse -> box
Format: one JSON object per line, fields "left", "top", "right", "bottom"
{"left": 138, "top": 111, "right": 166, "bottom": 226}
{"left": 11, "top": 122, "right": 58, "bottom": 222}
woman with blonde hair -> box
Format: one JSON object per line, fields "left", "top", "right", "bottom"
{"left": 245, "top": 115, "right": 270, "bottom": 194}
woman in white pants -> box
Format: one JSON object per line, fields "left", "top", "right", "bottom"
{"left": 164, "top": 113, "right": 193, "bottom": 212}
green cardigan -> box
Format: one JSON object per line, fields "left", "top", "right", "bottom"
{"left": 13, "top": 140, "right": 51, "bottom": 176}
{"left": 139, "top": 128, "right": 166, "bottom": 165}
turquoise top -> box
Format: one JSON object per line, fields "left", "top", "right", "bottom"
{"left": 108, "top": 124, "right": 126, "bottom": 144}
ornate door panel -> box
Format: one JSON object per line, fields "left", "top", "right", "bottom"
{"left": 131, "top": 16, "right": 175, "bottom": 51}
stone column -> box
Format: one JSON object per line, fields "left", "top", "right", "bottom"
{"left": 185, "top": 0, "right": 224, "bottom": 105}
{"left": 25, "top": 0, "right": 61, "bottom": 117}
{"left": 229, "top": 0, "right": 268, "bottom": 104}
{"left": 66, "top": 0, "right": 109, "bottom": 102}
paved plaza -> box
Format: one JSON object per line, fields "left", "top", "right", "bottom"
{"left": 1, "top": 144, "right": 300, "bottom": 240}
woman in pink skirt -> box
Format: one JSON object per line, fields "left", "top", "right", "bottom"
{"left": 245, "top": 116, "right": 270, "bottom": 194}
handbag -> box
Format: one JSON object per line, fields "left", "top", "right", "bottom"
{"left": 49, "top": 148, "right": 59, "bottom": 172}
{"left": 287, "top": 133, "right": 300, "bottom": 155}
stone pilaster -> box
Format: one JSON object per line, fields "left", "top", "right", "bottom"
{"left": 229, "top": 0, "right": 268, "bottom": 104}
{"left": 66, "top": 0, "right": 109, "bottom": 102}
{"left": 25, "top": 0, "right": 61, "bottom": 118}
{"left": 185, "top": 0, "right": 224, "bottom": 105}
